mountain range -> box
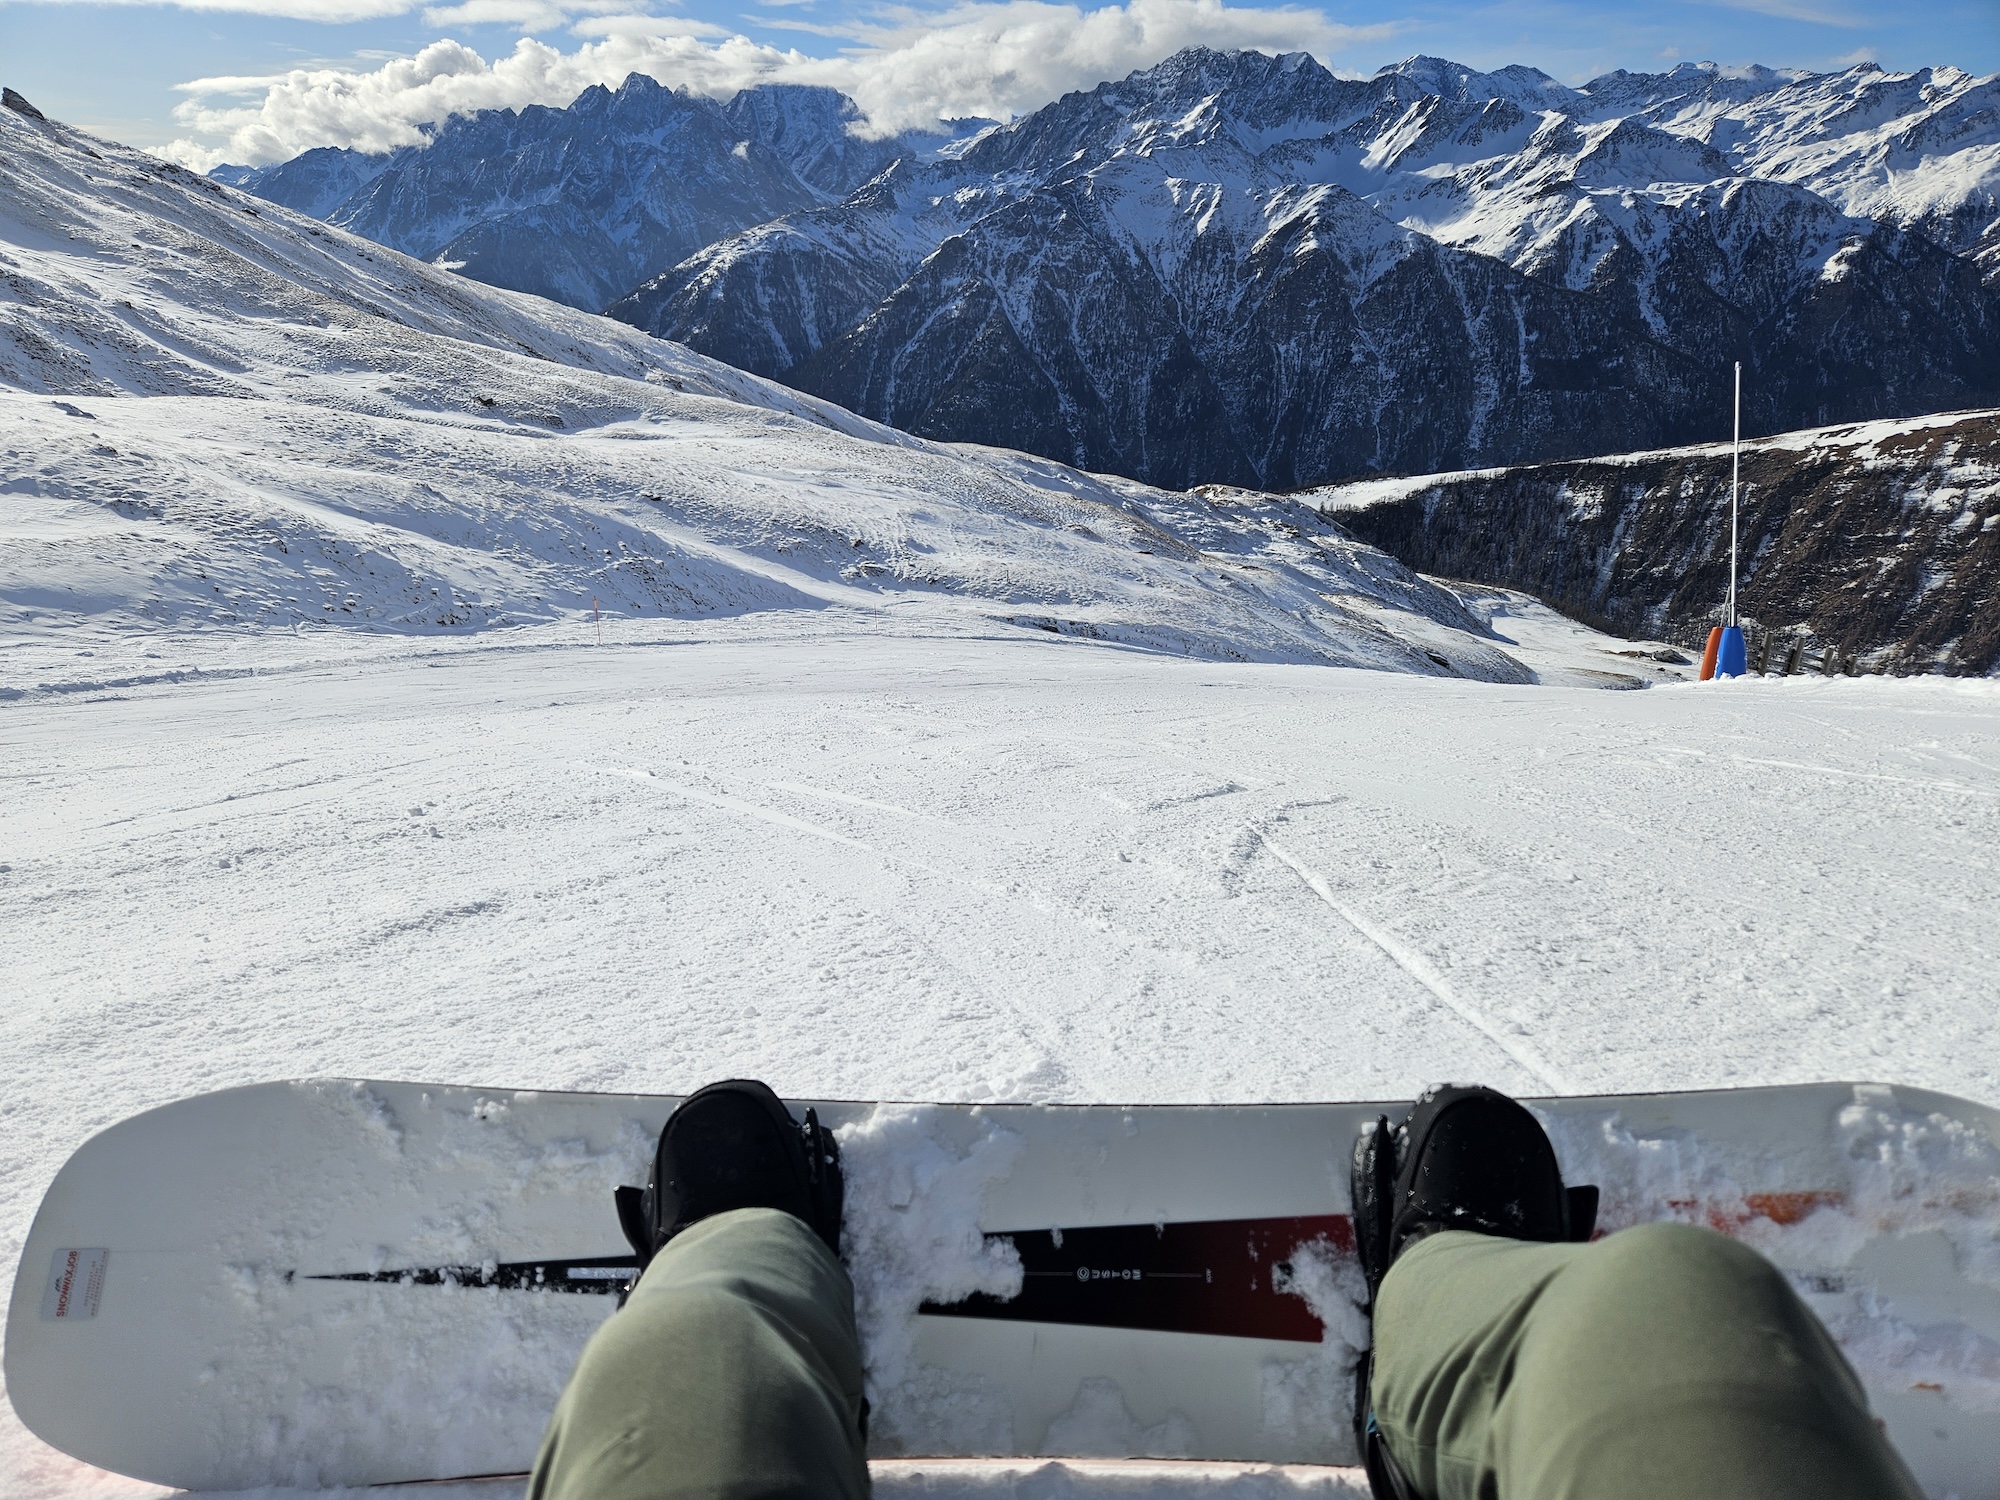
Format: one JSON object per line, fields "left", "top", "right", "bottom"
{"left": 218, "top": 78, "right": 981, "bottom": 313}
{"left": 221, "top": 51, "right": 2000, "bottom": 490}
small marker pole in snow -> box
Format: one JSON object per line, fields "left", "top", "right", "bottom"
{"left": 593, "top": 595, "right": 601, "bottom": 646}
{"left": 1729, "top": 360, "right": 1740, "bottom": 630}
{"left": 1701, "top": 362, "right": 1749, "bottom": 680}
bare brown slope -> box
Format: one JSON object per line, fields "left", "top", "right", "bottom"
{"left": 1308, "top": 409, "right": 2000, "bottom": 675}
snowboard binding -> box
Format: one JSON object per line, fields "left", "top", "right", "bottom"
{"left": 614, "top": 1079, "right": 843, "bottom": 1298}
{"left": 1349, "top": 1084, "right": 1598, "bottom": 1500}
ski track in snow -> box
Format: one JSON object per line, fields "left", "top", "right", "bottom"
{"left": 588, "top": 763, "right": 874, "bottom": 851}
{"left": 4, "top": 636, "right": 2000, "bottom": 1498}
{"left": 1253, "top": 834, "right": 1569, "bottom": 1094}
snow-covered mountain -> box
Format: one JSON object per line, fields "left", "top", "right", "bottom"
{"left": 614, "top": 48, "right": 2000, "bottom": 490}
{"left": 1315, "top": 57, "right": 2000, "bottom": 275}
{"left": 1576, "top": 61, "right": 2000, "bottom": 268}
{"left": 215, "top": 50, "right": 2000, "bottom": 490}
{"left": 218, "top": 77, "right": 982, "bottom": 313}
{"left": 1311, "top": 406, "right": 2000, "bottom": 675}
{"left": 212, "top": 146, "right": 393, "bottom": 220}
{"left": 1, "top": 92, "right": 1543, "bottom": 685}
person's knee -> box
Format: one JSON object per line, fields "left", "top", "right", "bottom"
{"left": 636, "top": 1206, "right": 842, "bottom": 1290}
{"left": 1492, "top": 1224, "right": 1916, "bottom": 1498}
{"left": 1591, "top": 1219, "right": 1762, "bottom": 1270}
{"left": 1583, "top": 1220, "right": 1773, "bottom": 1292}
{"left": 561, "top": 1281, "right": 758, "bottom": 1410}
{"left": 542, "top": 1277, "right": 865, "bottom": 1499}
{"left": 1555, "top": 1221, "right": 1801, "bottom": 1341}
{"left": 1511, "top": 1218, "right": 1869, "bottom": 1433}
{"left": 621, "top": 1278, "right": 770, "bottom": 1347}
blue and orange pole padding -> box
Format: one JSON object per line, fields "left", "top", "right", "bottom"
{"left": 1699, "top": 625, "right": 1747, "bottom": 680}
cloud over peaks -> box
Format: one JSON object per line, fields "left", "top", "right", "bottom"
{"left": 165, "top": 0, "right": 1393, "bottom": 166}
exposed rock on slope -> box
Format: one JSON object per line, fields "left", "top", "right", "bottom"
{"left": 1310, "top": 409, "right": 2000, "bottom": 674}
{"left": 617, "top": 49, "right": 2000, "bottom": 490}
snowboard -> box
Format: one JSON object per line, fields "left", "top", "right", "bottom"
{"left": 9, "top": 1080, "right": 2000, "bottom": 1496}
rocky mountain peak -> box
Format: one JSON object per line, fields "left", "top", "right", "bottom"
{"left": 3, "top": 87, "right": 46, "bottom": 121}
{"left": 1383, "top": 55, "right": 1571, "bottom": 111}
{"left": 215, "top": 73, "right": 993, "bottom": 313}
{"left": 724, "top": 83, "right": 912, "bottom": 197}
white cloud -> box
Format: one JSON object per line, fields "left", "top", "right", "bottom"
{"left": 1700, "top": 0, "right": 1865, "bottom": 27}
{"left": 863, "top": 0, "right": 1387, "bottom": 129}
{"left": 420, "top": 0, "right": 569, "bottom": 28}
{"left": 424, "top": 0, "right": 638, "bottom": 23}
{"left": 77, "top": 0, "right": 413, "bottom": 23}
{"left": 161, "top": 0, "right": 1396, "bottom": 166}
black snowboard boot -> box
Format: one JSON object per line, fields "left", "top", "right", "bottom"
{"left": 614, "top": 1079, "right": 843, "bottom": 1290}
{"left": 1348, "top": 1084, "right": 1598, "bottom": 1500}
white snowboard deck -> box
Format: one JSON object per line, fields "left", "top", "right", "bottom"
{"left": 7, "top": 1081, "right": 2000, "bottom": 1495}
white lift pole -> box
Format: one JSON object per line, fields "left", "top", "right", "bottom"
{"left": 1729, "top": 361, "right": 1740, "bottom": 628}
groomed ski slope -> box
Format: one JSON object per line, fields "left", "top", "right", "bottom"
{"left": 5, "top": 630, "right": 1999, "bottom": 1499}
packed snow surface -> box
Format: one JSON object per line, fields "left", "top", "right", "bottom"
{"left": 5, "top": 636, "right": 2000, "bottom": 1497}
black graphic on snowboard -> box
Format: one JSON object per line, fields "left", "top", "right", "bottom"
{"left": 921, "top": 1214, "right": 1348, "bottom": 1342}
{"left": 307, "top": 1214, "right": 1354, "bottom": 1342}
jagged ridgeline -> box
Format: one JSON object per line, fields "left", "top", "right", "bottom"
{"left": 223, "top": 50, "right": 2000, "bottom": 491}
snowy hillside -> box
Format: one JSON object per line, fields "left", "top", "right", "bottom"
{"left": 0, "top": 95, "right": 1570, "bottom": 689}
{"left": 614, "top": 49, "right": 2000, "bottom": 490}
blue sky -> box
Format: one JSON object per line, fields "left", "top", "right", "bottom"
{"left": 2, "top": 0, "right": 1995, "bottom": 166}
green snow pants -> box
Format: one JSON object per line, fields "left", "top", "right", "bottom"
{"left": 529, "top": 1211, "right": 1921, "bottom": 1500}
{"left": 527, "top": 1207, "right": 870, "bottom": 1500}
{"left": 1369, "top": 1222, "right": 1924, "bottom": 1500}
